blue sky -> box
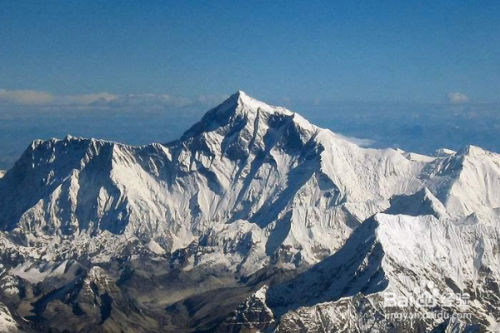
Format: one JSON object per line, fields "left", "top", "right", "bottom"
{"left": 1, "top": 0, "right": 499, "bottom": 102}
{"left": 0, "top": 1, "right": 499, "bottom": 169}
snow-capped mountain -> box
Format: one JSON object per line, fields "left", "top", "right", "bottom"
{"left": 218, "top": 211, "right": 500, "bottom": 332}
{"left": 0, "top": 91, "right": 498, "bottom": 332}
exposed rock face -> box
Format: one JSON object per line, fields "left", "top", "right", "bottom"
{"left": 215, "top": 286, "right": 275, "bottom": 332}
{"left": 0, "top": 92, "right": 499, "bottom": 332}
{"left": 0, "top": 301, "right": 19, "bottom": 333}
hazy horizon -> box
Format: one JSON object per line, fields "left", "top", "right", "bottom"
{"left": 1, "top": 0, "right": 499, "bottom": 169}
{"left": 1, "top": 92, "right": 499, "bottom": 170}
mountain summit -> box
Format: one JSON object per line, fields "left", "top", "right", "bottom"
{"left": 0, "top": 92, "right": 499, "bottom": 332}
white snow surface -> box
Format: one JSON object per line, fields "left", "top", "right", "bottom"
{"left": 0, "top": 302, "right": 18, "bottom": 332}
{"left": 0, "top": 91, "right": 499, "bottom": 331}
{"left": 0, "top": 91, "right": 499, "bottom": 270}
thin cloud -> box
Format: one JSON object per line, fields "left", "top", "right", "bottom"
{"left": 196, "top": 94, "right": 230, "bottom": 106}
{"left": 108, "top": 94, "right": 194, "bottom": 108}
{"left": 57, "top": 92, "right": 118, "bottom": 105}
{"left": 0, "top": 89, "right": 54, "bottom": 105}
{"left": 0, "top": 89, "right": 117, "bottom": 106}
{"left": 0, "top": 88, "right": 227, "bottom": 111}
{"left": 335, "top": 133, "right": 376, "bottom": 147}
{"left": 448, "top": 92, "right": 469, "bottom": 104}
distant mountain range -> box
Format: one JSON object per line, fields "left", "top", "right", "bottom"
{"left": 0, "top": 91, "right": 499, "bottom": 332}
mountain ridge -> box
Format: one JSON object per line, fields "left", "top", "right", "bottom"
{"left": 0, "top": 91, "right": 499, "bottom": 332}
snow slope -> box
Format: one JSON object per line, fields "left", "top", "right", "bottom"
{"left": 0, "top": 91, "right": 433, "bottom": 267}
{"left": 0, "top": 302, "right": 18, "bottom": 333}
{"left": 0, "top": 91, "right": 499, "bottom": 332}
{"left": 219, "top": 212, "right": 500, "bottom": 332}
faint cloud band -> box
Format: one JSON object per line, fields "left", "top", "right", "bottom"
{"left": 0, "top": 88, "right": 228, "bottom": 111}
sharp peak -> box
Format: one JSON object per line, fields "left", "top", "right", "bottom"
{"left": 225, "top": 90, "right": 318, "bottom": 126}
{"left": 226, "top": 90, "right": 272, "bottom": 110}
{"left": 224, "top": 90, "right": 248, "bottom": 102}
{"left": 223, "top": 90, "right": 302, "bottom": 121}
{"left": 232, "top": 90, "right": 250, "bottom": 99}
{"left": 457, "top": 144, "right": 487, "bottom": 157}
{"left": 180, "top": 91, "right": 317, "bottom": 141}
{"left": 232, "top": 90, "right": 261, "bottom": 100}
